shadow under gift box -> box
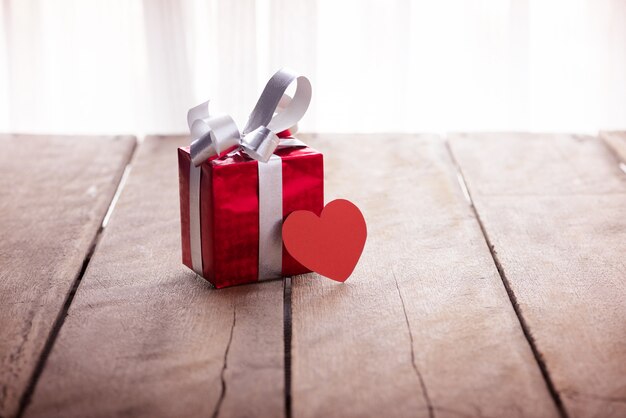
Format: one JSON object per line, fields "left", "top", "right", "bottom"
{"left": 178, "top": 144, "right": 324, "bottom": 288}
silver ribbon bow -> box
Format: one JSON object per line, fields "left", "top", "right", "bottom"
{"left": 185, "top": 69, "right": 312, "bottom": 280}
{"left": 187, "top": 68, "right": 312, "bottom": 166}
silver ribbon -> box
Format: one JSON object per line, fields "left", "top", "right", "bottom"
{"left": 186, "top": 68, "right": 311, "bottom": 280}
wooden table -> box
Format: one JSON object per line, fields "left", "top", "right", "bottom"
{"left": 1, "top": 133, "right": 625, "bottom": 418}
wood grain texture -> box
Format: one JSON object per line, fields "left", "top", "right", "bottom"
{"left": 0, "top": 134, "right": 135, "bottom": 418}
{"left": 24, "top": 136, "right": 285, "bottom": 418}
{"left": 601, "top": 131, "right": 626, "bottom": 164}
{"left": 449, "top": 133, "right": 626, "bottom": 418}
{"left": 290, "top": 134, "right": 560, "bottom": 418}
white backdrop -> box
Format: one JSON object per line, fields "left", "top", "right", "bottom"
{"left": 1, "top": 0, "right": 625, "bottom": 135}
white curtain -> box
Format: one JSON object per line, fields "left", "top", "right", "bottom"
{"left": 1, "top": 0, "right": 625, "bottom": 135}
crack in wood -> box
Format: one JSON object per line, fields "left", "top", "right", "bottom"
{"left": 0, "top": 307, "right": 34, "bottom": 412}
{"left": 211, "top": 306, "right": 236, "bottom": 418}
{"left": 444, "top": 141, "right": 570, "bottom": 418}
{"left": 392, "top": 270, "right": 434, "bottom": 418}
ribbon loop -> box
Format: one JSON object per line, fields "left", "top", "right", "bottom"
{"left": 243, "top": 69, "right": 312, "bottom": 135}
{"left": 187, "top": 102, "right": 240, "bottom": 167}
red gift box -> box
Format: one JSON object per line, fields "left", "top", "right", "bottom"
{"left": 178, "top": 143, "right": 323, "bottom": 288}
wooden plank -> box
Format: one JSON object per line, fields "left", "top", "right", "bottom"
{"left": 24, "top": 136, "right": 285, "bottom": 418}
{"left": 0, "top": 134, "right": 135, "bottom": 418}
{"left": 291, "top": 134, "right": 560, "bottom": 418}
{"left": 601, "top": 131, "right": 626, "bottom": 164}
{"left": 449, "top": 133, "right": 626, "bottom": 418}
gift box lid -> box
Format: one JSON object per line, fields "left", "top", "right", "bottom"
{"left": 179, "top": 140, "right": 321, "bottom": 168}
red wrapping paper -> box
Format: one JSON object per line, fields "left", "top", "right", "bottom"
{"left": 178, "top": 144, "right": 323, "bottom": 288}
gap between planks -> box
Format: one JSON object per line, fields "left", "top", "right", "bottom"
{"left": 444, "top": 140, "right": 569, "bottom": 418}
{"left": 15, "top": 140, "right": 139, "bottom": 418}
{"left": 600, "top": 131, "right": 626, "bottom": 175}
{"left": 284, "top": 277, "right": 293, "bottom": 418}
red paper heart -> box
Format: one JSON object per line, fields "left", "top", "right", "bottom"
{"left": 282, "top": 199, "right": 367, "bottom": 282}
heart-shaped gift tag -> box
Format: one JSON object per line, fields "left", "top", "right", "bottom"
{"left": 282, "top": 199, "right": 367, "bottom": 282}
